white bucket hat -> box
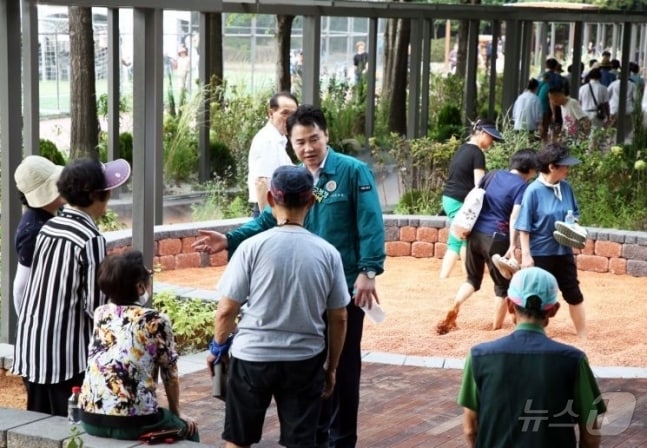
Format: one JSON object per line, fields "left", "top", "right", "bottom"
{"left": 14, "top": 155, "right": 64, "bottom": 208}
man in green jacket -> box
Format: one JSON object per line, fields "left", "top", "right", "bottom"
{"left": 194, "top": 105, "right": 386, "bottom": 448}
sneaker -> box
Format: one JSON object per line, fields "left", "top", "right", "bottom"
{"left": 553, "top": 230, "right": 586, "bottom": 249}
{"left": 491, "top": 254, "right": 520, "bottom": 280}
{"left": 554, "top": 221, "right": 588, "bottom": 244}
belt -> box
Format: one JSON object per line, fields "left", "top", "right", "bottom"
{"left": 81, "top": 409, "right": 161, "bottom": 428}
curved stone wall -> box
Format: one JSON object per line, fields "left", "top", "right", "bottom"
{"left": 105, "top": 216, "right": 647, "bottom": 277}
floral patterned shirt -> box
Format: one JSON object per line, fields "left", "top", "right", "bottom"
{"left": 79, "top": 303, "right": 178, "bottom": 417}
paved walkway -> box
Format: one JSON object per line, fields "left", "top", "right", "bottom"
{"left": 168, "top": 350, "right": 647, "bottom": 447}
{"left": 3, "top": 279, "right": 646, "bottom": 446}
{"left": 149, "top": 281, "right": 647, "bottom": 447}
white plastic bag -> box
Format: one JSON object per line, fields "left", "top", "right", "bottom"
{"left": 451, "top": 186, "right": 486, "bottom": 240}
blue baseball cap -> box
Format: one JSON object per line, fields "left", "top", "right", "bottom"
{"left": 270, "top": 165, "right": 314, "bottom": 207}
{"left": 507, "top": 267, "right": 558, "bottom": 311}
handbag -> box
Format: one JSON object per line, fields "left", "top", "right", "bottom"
{"left": 450, "top": 171, "right": 497, "bottom": 240}
{"left": 588, "top": 83, "right": 606, "bottom": 120}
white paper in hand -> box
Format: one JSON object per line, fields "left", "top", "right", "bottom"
{"left": 360, "top": 302, "right": 386, "bottom": 323}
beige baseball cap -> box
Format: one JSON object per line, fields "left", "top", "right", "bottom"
{"left": 14, "top": 155, "right": 64, "bottom": 208}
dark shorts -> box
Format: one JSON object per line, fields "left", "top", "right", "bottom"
{"left": 532, "top": 255, "right": 584, "bottom": 305}
{"left": 23, "top": 372, "right": 84, "bottom": 417}
{"left": 223, "top": 351, "right": 326, "bottom": 447}
{"left": 465, "top": 230, "right": 510, "bottom": 297}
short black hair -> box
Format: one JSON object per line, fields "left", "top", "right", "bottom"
{"left": 536, "top": 143, "right": 571, "bottom": 174}
{"left": 513, "top": 296, "right": 550, "bottom": 320}
{"left": 57, "top": 159, "right": 109, "bottom": 207}
{"left": 98, "top": 250, "right": 151, "bottom": 305}
{"left": 509, "top": 148, "right": 538, "bottom": 174}
{"left": 527, "top": 78, "right": 539, "bottom": 91}
{"left": 629, "top": 62, "right": 640, "bottom": 74}
{"left": 545, "top": 58, "right": 558, "bottom": 70}
{"left": 286, "top": 104, "right": 328, "bottom": 136}
{"left": 611, "top": 59, "right": 621, "bottom": 70}
{"left": 588, "top": 67, "right": 601, "bottom": 80}
{"left": 269, "top": 91, "right": 298, "bottom": 110}
{"left": 548, "top": 86, "right": 566, "bottom": 95}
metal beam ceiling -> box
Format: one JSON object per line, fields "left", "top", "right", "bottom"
{"left": 36, "top": 0, "right": 645, "bottom": 24}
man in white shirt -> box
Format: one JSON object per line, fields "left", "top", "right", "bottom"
{"left": 578, "top": 68, "right": 609, "bottom": 131}
{"left": 608, "top": 76, "right": 636, "bottom": 144}
{"left": 512, "top": 78, "right": 543, "bottom": 137}
{"left": 247, "top": 92, "right": 298, "bottom": 216}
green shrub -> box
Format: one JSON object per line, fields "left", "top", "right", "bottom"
{"left": 153, "top": 292, "right": 217, "bottom": 354}
{"left": 97, "top": 209, "right": 127, "bottom": 232}
{"left": 210, "top": 140, "right": 237, "bottom": 182}
{"left": 163, "top": 93, "right": 201, "bottom": 183}
{"left": 192, "top": 177, "right": 248, "bottom": 221}
{"left": 207, "top": 81, "right": 268, "bottom": 194}
{"left": 96, "top": 131, "right": 134, "bottom": 166}
{"left": 39, "top": 139, "right": 66, "bottom": 165}
{"left": 430, "top": 104, "right": 464, "bottom": 142}
{"left": 321, "top": 74, "right": 366, "bottom": 153}
{"left": 96, "top": 93, "right": 130, "bottom": 120}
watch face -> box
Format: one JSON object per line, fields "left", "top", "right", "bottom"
{"left": 366, "top": 271, "right": 376, "bottom": 279}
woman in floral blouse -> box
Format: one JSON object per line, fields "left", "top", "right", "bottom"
{"left": 79, "top": 250, "right": 198, "bottom": 441}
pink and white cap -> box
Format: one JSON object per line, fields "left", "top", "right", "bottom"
{"left": 100, "top": 159, "right": 131, "bottom": 191}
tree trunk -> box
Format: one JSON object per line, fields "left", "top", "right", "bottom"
{"left": 382, "top": 17, "right": 397, "bottom": 99}
{"left": 455, "top": 22, "right": 468, "bottom": 79}
{"left": 276, "top": 15, "right": 294, "bottom": 92}
{"left": 388, "top": 18, "right": 411, "bottom": 135}
{"left": 69, "top": 6, "right": 99, "bottom": 160}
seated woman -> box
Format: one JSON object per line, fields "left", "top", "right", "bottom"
{"left": 78, "top": 250, "right": 199, "bottom": 442}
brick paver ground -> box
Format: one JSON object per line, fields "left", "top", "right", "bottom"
{"left": 164, "top": 362, "right": 647, "bottom": 447}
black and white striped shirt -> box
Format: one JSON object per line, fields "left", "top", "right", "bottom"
{"left": 12, "top": 207, "right": 107, "bottom": 384}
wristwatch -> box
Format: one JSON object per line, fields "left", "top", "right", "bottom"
{"left": 362, "top": 270, "right": 377, "bottom": 279}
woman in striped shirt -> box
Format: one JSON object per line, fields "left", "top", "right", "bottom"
{"left": 12, "top": 158, "right": 131, "bottom": 416}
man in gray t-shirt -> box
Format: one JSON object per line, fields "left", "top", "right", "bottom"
{"left": 208, "top": 165, "right": 349, "bottom": 448}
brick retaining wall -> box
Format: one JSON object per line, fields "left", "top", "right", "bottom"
{"left": 105, "top": 216, "right": 647, "bottom": 277}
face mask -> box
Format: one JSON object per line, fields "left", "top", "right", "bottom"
{"left": 138, "top": 290, "right": 150, "bottom": 306}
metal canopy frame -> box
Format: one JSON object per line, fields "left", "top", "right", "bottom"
{"left": 1, "top": 0, "right": 644, "bottom": 343}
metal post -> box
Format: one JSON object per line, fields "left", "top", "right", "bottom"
{"left": 364, "top": 17, "right": 378, "bottom": 140}
{"left": 540, "top": 22, "right": 549, "bottom": 70}
{"left": 464, "top": 19, "right": 479, "bottom": 122}
{"left": 571, "top": 21, "right": 583, "bottom": 99}
{"left": 22, "top": 0, "right": 39, "bottom": 155}
{"left": 502, "top": 20, "right": 522, "bottom": 118}
{"left": 1, "top": 0, "right": 23, "bottom": 343}
{"left": 617, "top": 22, "right": 632, "bottom": 144}
{"left": 487, "top": 20, "right": 499, "bottom": 122}
{"left": 301, "top": 15, "right": 321, "bottom": 106}
{"left": 519, "top": 21, "right": 533, "bottom": 106}
{"left": 198, "top": 11, "right": 213, "bottom": 183}
{"left": 420, "top": 18, "right": 431, "bottom": 135}
{"left": 132, "top": 7, "right": 163, "bottom": 263}
{"left": 250, "top": 15, "right": 256, "bottom": 94}
{"left": 407, "top": 18, "right": 422, "bottom": 139}
{"left": 107, "top": 8, "right": 121, "bottom": 198}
